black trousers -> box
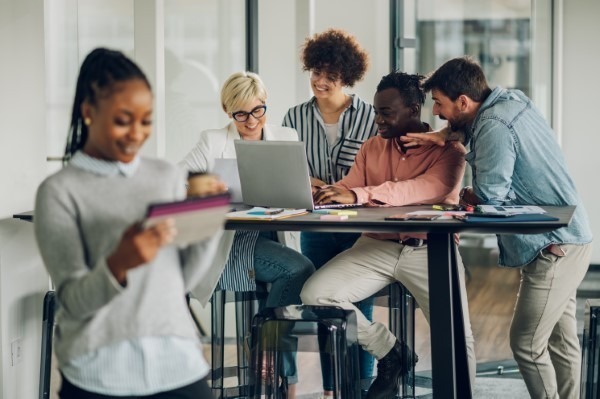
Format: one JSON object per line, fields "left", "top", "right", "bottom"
{"left": 59, "top": 375, "right": 213, "bottom": 399}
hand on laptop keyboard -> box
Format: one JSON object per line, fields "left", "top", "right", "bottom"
{"left": 313, "top": 186, "right": 358, "bottom": 206}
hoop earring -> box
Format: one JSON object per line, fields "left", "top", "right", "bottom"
{"left": 84, "top": 118, "right": 92, "bottom": 126}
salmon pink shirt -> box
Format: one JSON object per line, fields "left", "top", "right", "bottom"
{"left": 335, "top": 135, "right": 466, "bottom": 241}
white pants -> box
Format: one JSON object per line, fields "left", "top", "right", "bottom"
{"left": 300, "top": 236, "right": 477, "bottom": 385}
{"left": 510, "top": 243, "right": 592, "bottom": 399}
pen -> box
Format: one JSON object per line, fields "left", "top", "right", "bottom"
{"left": 264, "top": 208, "right": 284, "bottom": 215}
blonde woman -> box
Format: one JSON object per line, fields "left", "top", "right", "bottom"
{"left": 180, "top": 72, "right": 314, "bottom": 399}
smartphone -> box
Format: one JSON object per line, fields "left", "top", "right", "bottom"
{"left": 385, "top": 214, "right": 440, "bottom": 221}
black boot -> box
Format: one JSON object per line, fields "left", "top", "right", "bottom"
{"left": 279, "top": 376, "right": 288, "bottom": 399}
{"left": 365, "top": 340, "right": 418, "bottom": 399}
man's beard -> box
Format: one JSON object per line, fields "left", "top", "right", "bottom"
{"left": 448, "top": 113, "right": 470, "bottom": 132}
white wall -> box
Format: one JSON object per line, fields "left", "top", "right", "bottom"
{"left": 562, "top": 0, "right": 600, "bottom": 264}
{"left": 0, "top": 0, "right": 48, "bottom": 219}
{"left": 0, "top": 0, "right": 52, "bottom": 397}
{"left": 0, "top": 221, "right": 50, "bottom": 399}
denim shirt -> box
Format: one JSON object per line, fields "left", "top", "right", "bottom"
{"left": 466, "top": 87, "right": 592, "bottom": 267}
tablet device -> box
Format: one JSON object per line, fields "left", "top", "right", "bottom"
{"left": 211, "top": 158, "right": 243, "bottom": 203}
{"left": 143, "top": 193, "right": 230, "bottom": 246}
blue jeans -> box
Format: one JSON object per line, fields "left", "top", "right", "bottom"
{"left": 301, "top": 231, "right": 374, "bottom": 390}
{"left": 254, "top": 232, "right": 315, "bottom": 384}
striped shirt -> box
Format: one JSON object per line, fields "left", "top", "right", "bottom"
{"left": 217, "top": 230, "right": 259, "bottom": 291}
{"left": 283, "top": 95, "right": 378, "bottom": 184}
{"left": 61, "top": 151, "right": 208, "bottom": 395}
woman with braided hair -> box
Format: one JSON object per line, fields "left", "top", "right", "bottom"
{"left": 35, "top": 48, "right": 222, "bottom": 399}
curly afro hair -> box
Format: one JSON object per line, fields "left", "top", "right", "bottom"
{"left": 301, "top": 28, "right": 369, "bottom": 87}
{"left": 376, "top": 71, "right": 426, "bottom": 106}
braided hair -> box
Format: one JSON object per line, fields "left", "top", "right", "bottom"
{"left": 376, "top": 71, "right": 425, "bottom": 107}
{"left": 64, "top": 48, "right": 151, "bottom": 163}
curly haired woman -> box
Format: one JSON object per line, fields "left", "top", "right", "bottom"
{"left": 283, "top": 28, "right": 377, "bottom": 398}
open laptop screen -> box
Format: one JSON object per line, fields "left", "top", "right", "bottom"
{"left": 234, "top": 140, "right": 360, "bottom": 210}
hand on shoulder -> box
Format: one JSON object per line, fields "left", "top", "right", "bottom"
{"left": 400, "top": 129, "right": 448, "bottom": 147}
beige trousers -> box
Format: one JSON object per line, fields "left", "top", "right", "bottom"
{"left": 510, "top": 243, "right": 592, "bottom": 399}
{"left": 300, "top": 236, "right": 477, "bottom": 386}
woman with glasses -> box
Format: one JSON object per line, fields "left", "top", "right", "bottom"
{"left": 283, "top": 28, "right": 377, "bottom": 398}
{"left": 180, "top": 71, "right": 314, "bottom": 399}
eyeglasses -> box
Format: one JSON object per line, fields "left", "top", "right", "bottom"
{"left": 231, "top": 105, "right": 267, "bottom": 122}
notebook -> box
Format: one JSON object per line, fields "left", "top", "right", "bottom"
{"left": 143, "top": 194, "right": 230, "bottom": 246}
{"left": 234, "top": 140, "right": 361, "bottom": 210}
{"left": 211, "top": 158, "right": 243, "bottom": 203}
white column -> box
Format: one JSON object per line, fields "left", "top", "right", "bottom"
{"left": 133, "top": 0, "right": 166, "bottom": 158}
{"left": 531, "top": 0, "right": 555, "bottom": 132}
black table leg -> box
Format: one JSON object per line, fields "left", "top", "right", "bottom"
{"left": 427, "top": 233, "right": 472, "bottom": 399}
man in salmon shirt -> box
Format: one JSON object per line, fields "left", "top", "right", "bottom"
{"left": 300, "top": 71, "right": 474, "bottom": 399}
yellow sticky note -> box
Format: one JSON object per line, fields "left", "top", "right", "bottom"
{"left": 329, "top": 210, "right": 358, "bottom": 216}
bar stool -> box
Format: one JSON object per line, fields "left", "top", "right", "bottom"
{"left": 248, "top": 305, "right": 361, "bottom": 399}
{"left": 374, "top": 282, "right": 417, "bottom": 398}
{"left": 39, "top": 290, "right": 56, "bottom": 399}
{"left": 210, "top": 286, "right": 268, "bottom": 399}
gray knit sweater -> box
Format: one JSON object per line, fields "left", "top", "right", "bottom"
{"left": 34, "top": 157, "right": 222, "bottom": 367}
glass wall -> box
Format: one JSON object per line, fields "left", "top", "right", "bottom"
{"left": 44, "top": 0, "right": 245, "bottom": 167}
{"left": 44, "top": 0, "right": 135, "bottom": 173}
{"left": 44, "top": 0, "right": 552, "bottom": 164}
{"left": 164, "top": 0, "right": 245, "bottom": 163}
{"left": 415, "top": 0, "right": 537, "bottom": 129}
{"left": 258, "top": 0, "right": 390, "bottom": 125}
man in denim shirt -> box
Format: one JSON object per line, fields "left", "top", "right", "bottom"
{"left": 409, "top": 56, "right": 593, "bottom": 399}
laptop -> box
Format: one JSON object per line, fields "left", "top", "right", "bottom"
{"left": 211, "top": 158, "right": 243, "bottom": 203}
{"left": 234, "top": 140, "right": 360, "bottom": 210}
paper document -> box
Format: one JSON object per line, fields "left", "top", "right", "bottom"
{"left": 227, "top": 207, "right": 308, "bottom": 220}
{"left": 144, "top": 194, "right": 230, "bottom": 246}
{"left": 476, "top": 205, "right": 546, "bottom": 214}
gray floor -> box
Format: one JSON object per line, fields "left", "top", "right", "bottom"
{"left": 48, "top": 266, "right": 600, "bottom": 398}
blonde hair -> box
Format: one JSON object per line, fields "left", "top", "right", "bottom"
{"left": 220, "top": 71, "right": 267, "bottom": 114}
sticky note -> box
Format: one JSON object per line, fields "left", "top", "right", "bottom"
{"left": 329, "top": 210, "right": 358, "bottom": 216}
{"left": 320, "top": 214, "right": 349, "bottom": 221}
